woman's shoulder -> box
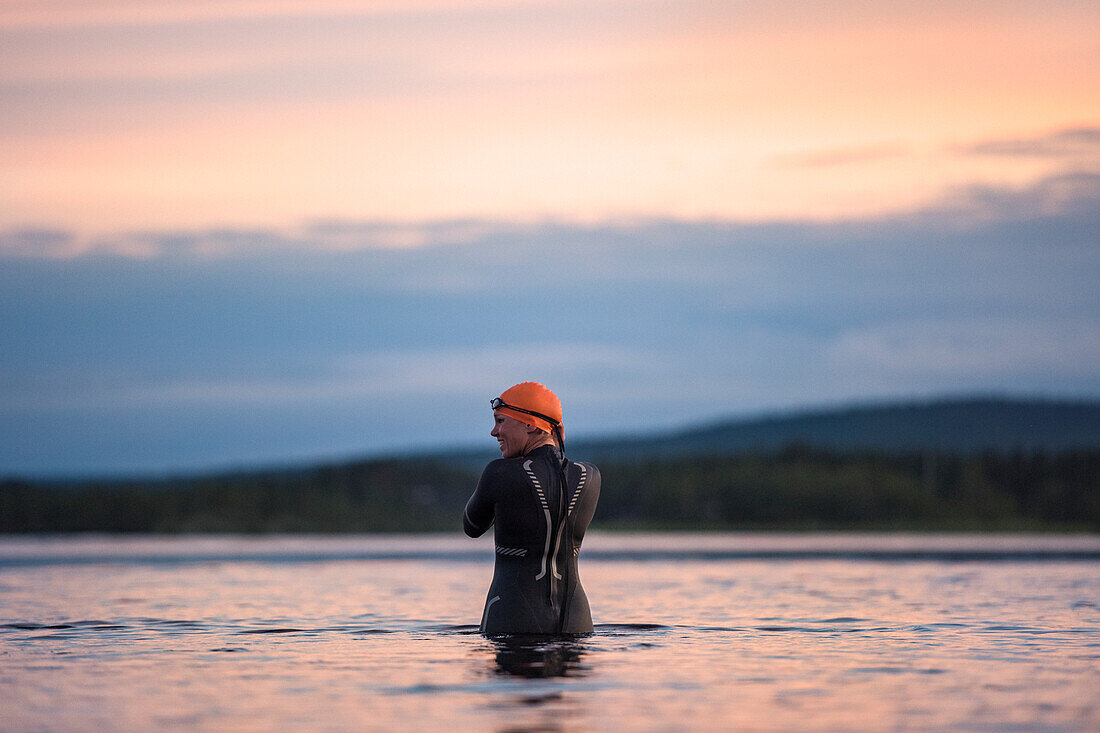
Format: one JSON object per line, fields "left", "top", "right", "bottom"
{"left": 567, "top": 458, "right": 601, "bottom": 478}
{"left": 479, "top": 457, "right": 527, "bottom": 480}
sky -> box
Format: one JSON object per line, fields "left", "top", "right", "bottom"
{"left": 1, "top": 0, "right": 1099, "bottom": 476}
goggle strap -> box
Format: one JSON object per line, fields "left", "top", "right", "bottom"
{"left": 491, "top": 399, "right": 560, "bottom": 428}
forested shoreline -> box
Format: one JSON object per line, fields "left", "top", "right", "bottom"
{"left": 2, "top": 447, "right": 1096, "bottom": 533}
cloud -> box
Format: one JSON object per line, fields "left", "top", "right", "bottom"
{"left": 828, "top": 318, "right": 1100, "bottom": 382}
{"left": 6, "top": 1, "right": 1098, "bottom": 231}
{"left": 959, "top": 126, "right": 1100, "bottom": 159}
{"left": 1, "top": 341, "right": 647, "bottom": 412}
{"left": 970, "top": 171, "right": 1100, "bottom": 219}
{"left": 4, "top": 170, "right": 1098, "bottom": 261}
{"left": 300, "top": 219, "right": 509, "bottom": 251}
{"left": 912, "top": 171, "right": 1100, "bottom": 225}
{"left": 0, "top": 229, "right": 78, "bottom": 258}
{"left": 2, "top": 171, "right": 1098, "bottom": 473}
{"left": 0, "top": 220, "right": 498, "bottom": 259}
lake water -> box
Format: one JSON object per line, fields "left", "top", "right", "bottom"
{"left": 2, "top": 533, "right": 1098, "bottom": 732}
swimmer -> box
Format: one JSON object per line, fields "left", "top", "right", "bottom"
{"left": 463, "top": 382, "right": 601, "bottom": 635}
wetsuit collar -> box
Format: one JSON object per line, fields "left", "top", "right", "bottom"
{"left": 524, "top": 443, "right": 562, "bottom": 462}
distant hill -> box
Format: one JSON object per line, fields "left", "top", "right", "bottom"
{"left": 3, "top": 396, "right": 1098, "bottom": 533}
{"left": 568, "top": 397, "right": 1100, "bottom": 463}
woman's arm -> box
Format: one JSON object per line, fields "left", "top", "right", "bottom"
{"left": 462, "top": 461, "right": 501, "bottom": 537}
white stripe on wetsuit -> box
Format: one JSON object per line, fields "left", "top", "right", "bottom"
{"left": 568, "top": 464, "right": 587, "bottom": 515}
{"left": 524, "top": 459, "right": 554, "bottom": 581}
{"left": 481, "top": 595, "right": 500, "bottom": 629}
{"left": 551, "top": 463, "right": 585, "bottom": 581}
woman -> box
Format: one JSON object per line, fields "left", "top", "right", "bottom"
{"left": 463, "top": 382, "right": 601, "bottom": 635}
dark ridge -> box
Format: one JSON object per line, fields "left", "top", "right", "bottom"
{"left": 574, "top": 396, "right": 1100, "bottom": 462}
{"left": 1, "top": 396, "right": 1097, "bottom": 532}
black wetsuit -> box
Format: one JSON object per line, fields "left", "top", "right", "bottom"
{"left": 463, "top": 444, "right": 600, "bottom": 635}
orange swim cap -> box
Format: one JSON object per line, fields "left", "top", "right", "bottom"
{"left": 492, "top": 382, "right": 563, "bottom": 435}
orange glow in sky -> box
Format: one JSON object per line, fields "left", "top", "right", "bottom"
{"left": 1, "top": 0, "right": 1098, "bottom": 235}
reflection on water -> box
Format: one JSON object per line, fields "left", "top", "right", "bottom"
{"left": 1, "top": 534, "right": 1098, "bottom": 732}
{"left": 489, "top": 635, "right": 591, "bottom": 678}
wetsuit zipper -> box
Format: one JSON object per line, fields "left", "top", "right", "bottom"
{"left": 554, "top": 458, "right": 570, "bottom": 631}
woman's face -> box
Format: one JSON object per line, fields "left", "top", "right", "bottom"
{"left": 491, "top": 412, "right": 529, "bottom": 458}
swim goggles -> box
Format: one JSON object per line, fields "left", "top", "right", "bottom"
{"left": 489, "top": 397, "right": 561, "bottom": 429}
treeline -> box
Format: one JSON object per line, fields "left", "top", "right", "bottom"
{"left": 596, "top": 447, "right": 1099, "bottom": 530}
{"left": 1, "top": 448, "right": 1097, "bottom": 533}
{"left": 0, "top": 460, "right": 475, "bottom": 533}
